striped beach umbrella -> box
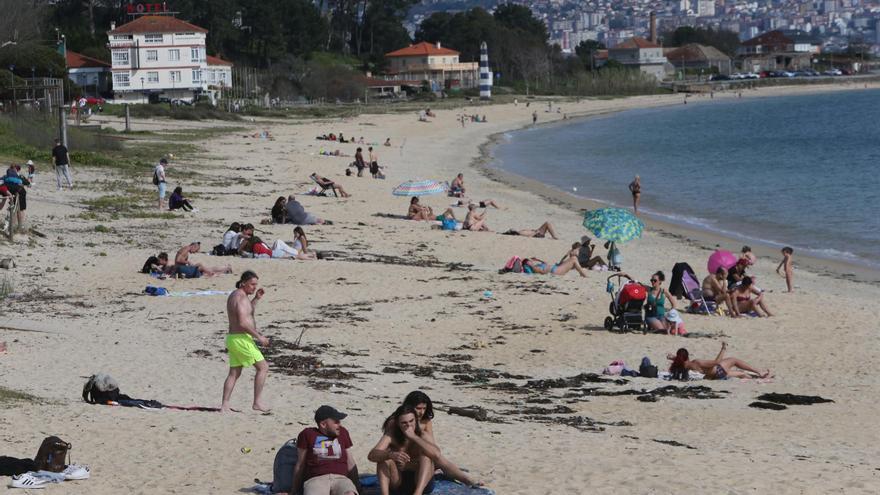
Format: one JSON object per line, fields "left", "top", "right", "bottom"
{"left": 582, "top": 207, "right": 645, "bottom": 244}
{"left": 392, "top": 179, "right": 448, "bottom": 197}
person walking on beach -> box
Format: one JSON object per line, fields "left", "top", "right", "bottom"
{"left": 532, "top": 111, "right": 537, "bottom": 124}
{"left": 776, "top": 246, "right": 794, "bottom": 293}
{"left": 221, "top": 270, "right": 270, "bottom": 413}
{"left": 154, "top": 158, "right": 168, "bottom": 210}
{"left": 628, "top": 175, "right": 641, "bottom": 214}
{"left": 51, "top": 138, "right": 74, "bottom": 191}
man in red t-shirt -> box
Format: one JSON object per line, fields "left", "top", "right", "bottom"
{"left": 291, "top": 405, "right": 359, "bottom": 495}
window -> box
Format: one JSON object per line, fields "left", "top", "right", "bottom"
{"left": 169, "top": 71, "right": 181, "bottom": 83}
{"left": 113, "top": 73, "right": 130, "bottom": 87}
{"left": 146, "top": 50, "right": 158, "bottom": 62}
{"left": 112, "top": 50, "right": 130, "bottom": 65}
{"left": 144, "top": 33, "right": 163, "bottom": 43}
{"left": 147, "top": 71, "right": 159, "bottom": 83}
{"left": 192, "top": 69, "right": 202, "bottom": 82}
{"left": 169, "top": 49, "right": 180, "bottom": 61}
{"left": 191, "top": 47, "right": 200, "bottom": 62}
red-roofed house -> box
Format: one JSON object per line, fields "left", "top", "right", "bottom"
{"left": 107, "top": 15, "right": 232, "bottom": 103}
{"left": 608, "top": 37, "right": 669, "bottom": 80}
{"left": 66, "top": 50, "right": 111, "bottom": 95}
{"left": 382, "top": 41, "right": 479, "bottom": 90}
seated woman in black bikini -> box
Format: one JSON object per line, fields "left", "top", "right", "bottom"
{"left": 668, "top": 342, "right": 771, "bottom": 380}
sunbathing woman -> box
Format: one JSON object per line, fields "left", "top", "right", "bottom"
{"left": 454, "top": 198, "right": 499, "bottom": 209}
{"left": 400, "top": 391, "right": 481, "bottom": 487}
{"left": 668, "top": 342, "right": 771, "bottom": 380}
{"left": 504, "top": 221, "right": 558, "bottom": 239}
{"left": 292, "top": 227, "right": 317, "bottom": 260}
{"left": 523, "top": 256, "right": 588, "bottom": 277}
{"left": 407, "top": 197, "right": 454, "bottom": 222}
{"left": 731, "top": 276, "right": 772, "bottom": 316}
{"left": 311, "top": 173, "right": 351, "bottom": 197}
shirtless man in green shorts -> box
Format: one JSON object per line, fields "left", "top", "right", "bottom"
{"left": 220, "top": 270, "right": 270, "bottom": 412}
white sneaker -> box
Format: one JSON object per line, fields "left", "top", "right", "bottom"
{"left": 62, "top": 464, "right": 90, "bottom": 480}
{"left": 9, "top": 473, "right": 49, "bottom": 489}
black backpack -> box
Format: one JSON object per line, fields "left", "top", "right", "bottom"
{"left": 639, "top": 357, "right": 659, "bottom": 378}
{"left": 270, "top": 439, "right": 299, "bottom": 493}
{"left": 211, "top": 244, "right": 228, "bottom": 256}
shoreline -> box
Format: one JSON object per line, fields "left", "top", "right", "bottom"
{"left": 471, "top": 89, "right": 880, "bottom": 285}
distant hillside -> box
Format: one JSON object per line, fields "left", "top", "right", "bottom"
{"left": 409, "top": 0, "right": 499, "bottom": 17}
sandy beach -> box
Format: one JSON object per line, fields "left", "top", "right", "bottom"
{"left": 2, "top": 82, "right": 880, "bottom": 494}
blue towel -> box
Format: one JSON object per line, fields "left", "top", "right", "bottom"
{"left": 359, "top": 474, "right": 494, "bottom": 495}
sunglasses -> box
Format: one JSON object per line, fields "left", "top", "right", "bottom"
{"left": 650, "top": 279, "right": 659, "bottom": 283}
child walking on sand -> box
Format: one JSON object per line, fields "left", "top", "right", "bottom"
{"left": 776, "top": 247, "right": 794, "bottom": 292}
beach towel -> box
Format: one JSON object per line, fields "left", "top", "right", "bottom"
{"left": 144, "top": 287, "right": 230, "bottom": 298}
{"left": 250, "top": 475, "right": 494, "bottom": 495}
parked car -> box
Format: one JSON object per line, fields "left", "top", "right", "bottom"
{"left": 840, "top": 68, "right": 854, "bottom": 75}
{"left": 85, "top": 97, "right": 105, "bottom": 105}
{"left": 823, "top": 69, "right": 842, "bottom": 76}
{"left": 709, "top": 74, "right": 730, "bottom": 81}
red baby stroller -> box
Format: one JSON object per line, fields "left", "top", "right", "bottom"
{"left": 604, "top": 273, "right": 647, "bottom": 332}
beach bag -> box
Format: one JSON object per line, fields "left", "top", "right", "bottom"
{"left": 211, "top": 244, "right": 228, "bottom": 256}
{"left": 34, "top": 436, "right": 70, "bottom": 473}
{"left": 639, "top": 357, "right": 658, "bottom": 378}
{"left": 144, "top": 286, "right": 168, "bottom": 296}
{"left": 82, "top": 373, "right": 125, "bottom": 404}
{"left": 270, "top": 439, "right": 299, "bottom": 493}
{"left": 502, "top": 256, "right": 523, "bottom": 273}
{"left": 602, "top": 360, "right": 626, "bottom": 376}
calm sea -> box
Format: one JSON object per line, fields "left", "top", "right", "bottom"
{"left": 491, "top": 89, "right": 880, "bottom": 269}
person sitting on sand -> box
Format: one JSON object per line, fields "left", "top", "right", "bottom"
{"left": 425, "top": 108, "right": 436, "bottom": 117}
{"left": 731, "top": 276, "right": 772, "bottom": 317}
{"left": 644, "top": 271, "right": 677, "bottom": 332}
{"left": 702, "top": 267, "right": 738, "bottom": 317}
{"left": 384, "top": 138, "right": 392, "bottom": 147}
{"left": 271, "top": 197, "right": 286, "bottom": 224}
{"left": 311, "top": 173, "right": 351, "bottom": 197}
{"left": 141, "top": 252, "right": 170, "bottom": 276}
{"left": 502, "top": 221, "right": 558, "bottom": 239}
{"left": 740, "top": 245, "right": 757, "bottom": 266}
{"left": 239, "top": 235, "right": 308, "bottom": 260}
{"left": 174, "top": 242, "right": 232, "bottom": 278}
{"left": 399, "top": 391, "right": 481, "bottom": 487}
{"left": 407, "top": 197, "right": 454, "bottom": 222}
{"left": 368, "top": 404, "right": 440, "bottom": 495}
{"left": 292, "top": 227, "right": 318, "bottom": 260}
{"left": 449, "top": 173, "right": 466, "bottom": 197}
{"left": 223, "top": 222, "right": 246, "bottom": 253}
{"left": 338, "top": 133, "right": 347, "bottom": 143}
{"left": 604, "top": 241, "right": 622, "bottom": 271}
{"left": 577, "top": 237, "right": 607, "bottom": 269}
{"left": 523, "top": 256, "right": 588, "bottom": 277}
{"left": 668, "top": 342, "right": 771, "bottom": 380}
{"left": 285, "top": 195, "right": 328, "bottom": 225}
{"left": 463, "top": 203, "right": 490, "bottom": 232}
{"left": 291, "top": 406, "right": 360, "bottom": 495}
{"left": 169, "top": 186, "right": 194, "bottom": 211}
{"left": 454, "top": 198, "right": 499, "bottom": 209}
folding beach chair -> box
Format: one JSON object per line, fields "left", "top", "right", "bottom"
{"left": 309, "top": 174, "right": 338, "bottom": 197}
{"left": 681, "top": 270, "right": 715, "bottom": 315}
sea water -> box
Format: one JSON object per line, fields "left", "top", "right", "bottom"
{"left": 491, "top": 89, "right": 880, "bottom": 269}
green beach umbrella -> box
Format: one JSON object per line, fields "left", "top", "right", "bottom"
{"left": 582, "top": 207, "right": 645, "bottom": 244}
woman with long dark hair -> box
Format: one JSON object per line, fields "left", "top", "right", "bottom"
{"left": 368, "top": 404, "right": 440, "bottom": 495}
{"left": 668, "top": 342, "right": 771, "bottom": 380}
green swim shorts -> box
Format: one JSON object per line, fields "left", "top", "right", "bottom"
{"left": 226, "top": 333, "right": 264, "bottom": 368}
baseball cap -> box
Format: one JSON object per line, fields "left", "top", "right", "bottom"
{"left": 314, "top": 405, "right": 347, "bottom": 423}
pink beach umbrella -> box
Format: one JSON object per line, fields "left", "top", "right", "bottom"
{"left": 707, "top": 250, "right": 738, "bottom": 275}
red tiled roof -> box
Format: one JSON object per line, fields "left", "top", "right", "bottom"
{"left": 615, "top": 37, "right": 660, "bottom": 49}
{"left": 110, "top": 16, "right": 207, "bottom": 34}
{"left": 66, "top": 50, "right": 110, "bottom": 69}
{"left": 386, "top": 41, "right": 459, "bottom": 58}
{"left": 207, "top": 55, "right": 233, "bottom": 66}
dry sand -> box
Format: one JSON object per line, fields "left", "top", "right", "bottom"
{"left": 2, "top": 82, "right": 880, "bottom": 494}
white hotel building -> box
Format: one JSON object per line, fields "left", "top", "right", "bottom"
{"left": 108, "top": 16, "right": 232, "bottom": 104}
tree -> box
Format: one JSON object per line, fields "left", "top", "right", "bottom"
{"left": 0, "top": 0, "right": 49, "bottom": 43}
{"left": 663, "top": 26, "right": 740, "bottom": 56}
{"left": 575, "top": 40, "right": 605, "bottom": 71}
{"left": 492, "top": 4, "right": 547, "bottom": 43}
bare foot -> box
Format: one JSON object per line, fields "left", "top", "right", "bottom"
{"left": 0, "top": 341, "right": 7, "bottom": 353}
{"left": 220, "top": 404, "right": 232, "bottom": 413}
{"left": 253, "top": 403, "right": 271, "bottom": 413}
{"left": 760, "top": 369, "right": 773, "bottom": 379}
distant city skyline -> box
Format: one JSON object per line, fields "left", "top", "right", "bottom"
{"left": 406, "top": 0, "right": 880, "bottom": 53}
